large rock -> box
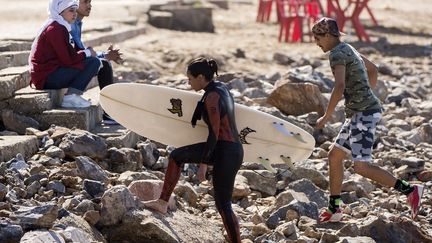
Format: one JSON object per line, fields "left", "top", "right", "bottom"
{"left": 128, "top": 179, "right": 163, "bottom": 202}
{"left": 359, "top": 216, "right": 432, "bottom": 243}
{"left": 288, "top": 179, "right": 327, "bottom": 208}
{"left": 284, "top": 65, "right": 333, "bottom": 92}
{"left": 75, "top": 156, "right": 109, "bottom": 183}
{"left": 56, "top": 211, "right": 106, "bottom": 242}
{"left": 232, "top": 174, "right": 251, "bottom": 199}
{"left": 60, "top": 226, "right": 95, "bottom": 243}
{"left": 105, "top": 130, "right": 140, "bottom": 148}
{"left": 275, "top": 189, "right": 309, "bottom": 209}
{"left": 266, "top": 200, "right": 319, "bottom": 229}
{"left": 107, "top": 147, "right": 143, "bottom": 173}
{"left": 267, "top": 82, "right": 328, "bottom": 116}
{"left": 137, "top": 139, "right": 159, "bottom": 168}
{"left": 290, "top": 167, "right": 328, "bottom": 190}
{"left": 0, "top": 220, "right": 23, "bottom": 243}
{"left": 0, "top": 183, "right": 7, "bottom": 201}
{"left": 1, "top": 109, "right": 39, "bottom": 134}
{"left": 103, "top": 210, "right": 224, "bottom": 242}
{"left": 83, "top": 179, "right": 105, "bottom": 198}
{"left": 117, "top": 171, "right": 159, "bottom": 186}
{"left": 151, "top": 5, "right": 215, "bottom": 32}
{"left": 174, "top": 182, "right": 199, "bottom": 207}
{"left": 238, "top": 170, "right": 277, "bottom": 196}
{"left": 99, "top": 185, "right": 137, "bottom": 226}
{"left": 20, "top": 230, "right": 65, "bottom": 243}
{"left": 12, "top": 204, "right": 58, "bottom": 230}
{"left": 59, "top": 129, "right": 107, "bottom": 160}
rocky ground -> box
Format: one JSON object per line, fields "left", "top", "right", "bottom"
{"left": 0, "top": 0, "right": 431, "bottom": 242}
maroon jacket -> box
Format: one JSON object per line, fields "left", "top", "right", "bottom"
{"left": 30, "top": 21, "right": 86, "bottom": 89}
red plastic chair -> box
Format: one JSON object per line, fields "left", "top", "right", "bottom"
{"left": 327, "top": 0, "right": 371, "bottom": 42}
{"left": 257, "top": 0, "right": 274, "bottom": 22}
{"left": 277, "top": 0, "right": 322, "bottom": 42}
{"left": 304, "top": 0, "right": 322, "bottom": 41}
{"left": 276, "top": 0, "right": 304, "bottom": 42}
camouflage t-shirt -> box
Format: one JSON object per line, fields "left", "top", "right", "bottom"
{"left": 329, "top": 42, "right": 382, "bottom": 117}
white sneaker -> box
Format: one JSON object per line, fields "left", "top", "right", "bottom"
{"left": 61, "top": 94, "right": 91, "bottom": 108}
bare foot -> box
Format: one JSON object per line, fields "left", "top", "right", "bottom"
{"left": 143, "top": 199, "right": 168, "bottom": 214}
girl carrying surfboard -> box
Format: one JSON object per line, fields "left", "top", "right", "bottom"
{"left": 143, "top": 57, "right": 243, "bottom": 242}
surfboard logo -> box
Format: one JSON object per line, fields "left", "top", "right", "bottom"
{"left": 239, "top": 127, "right": 256, "bottom": 144}
{"left": 168, "top": 98, "right": 183, "bottom": 117}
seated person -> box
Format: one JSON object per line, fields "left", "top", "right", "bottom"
{"left": 29, "top": 0, "right": 101, "bottom": 108}
{"left": 71, "top": 0, "right": 123, "bottom": 124}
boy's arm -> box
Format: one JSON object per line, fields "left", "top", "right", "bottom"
{"left": 361, "top": 55, "right": 378, "bottom": 88}
{"left": 316, "top": 64, "right": 345, "bottom": 129}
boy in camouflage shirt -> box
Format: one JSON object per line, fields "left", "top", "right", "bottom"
{"left": 312, "top": 17, "right": 423, "bottom": 223}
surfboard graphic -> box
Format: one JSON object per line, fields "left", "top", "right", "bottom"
{"left": 99, "top": 83, "right": 315, "bottom": 172}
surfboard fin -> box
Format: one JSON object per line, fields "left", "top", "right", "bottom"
{"left": 280, "top": 155, "right": 294, "bottom": 170}
{"left": 258, "top": 157, "right": 277, "bottom": 173}
{"left": 272, "top": 122, "right": 307, "bottom": 143}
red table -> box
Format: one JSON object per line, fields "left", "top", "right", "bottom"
{"left": 326, "top": 0, "right": 377, "bottom": 42}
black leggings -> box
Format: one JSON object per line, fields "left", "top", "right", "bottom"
{"left": 160, "top": 141, "right": 243, "bottom": 243}
{"left": 97, "top": 59, "right": 114, "bottom": 90}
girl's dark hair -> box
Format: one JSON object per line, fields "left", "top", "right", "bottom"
{"left": 187, "top": 57, "right": 218, "bottom": 81}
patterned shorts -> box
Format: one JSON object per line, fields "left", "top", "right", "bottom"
{"left": 333, "top": 109, "right": 382, "bottom": 161}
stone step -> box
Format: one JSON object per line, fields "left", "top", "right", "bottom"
{"left": 2, "top": 85, "right": 103, "bottom": 133}
{"left": 0, "top": 66, "right": 30, "bottom": 100}
{"left": 0, "top": 41, "right": 32, "bottom": 52}
{"left": 0, "top": 65, "right": 29, "bottom": 77}
{"left": 8, "top": 87, "right": 59, "bottom": 115}
{"left": 32, "top": 86, "right": 103, "bottom": 131}
{"left": 35, "top": 104, "right": 102, "bottom": 131}
{"left": 85, "top": 25, "right": 146, "bottom": 47}
{"left": 0, "top": 135, "right": 38, "bottom": 162}
{"left": 0, "top": 24, "right": 146, "bottom": 70}
{"left": 0, "top": 51, "right": 30, "bottom": 70}
{"left": 1, "top": 64, "right": 98, "bottom": 108}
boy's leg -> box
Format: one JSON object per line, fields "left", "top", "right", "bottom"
{"left": 329, "top": 146, "right": 347, "bottom": 196}
{"left": 320, "top": 120, "right": 350, "bottom": 223}
{"left": 350, "top": 110, "right": 423, "bottom": 219}
{"left": 353, "top": 161, "right": 396, "bottom": 187}
{"left": 97, "top": 59, "right": 118, "bottom": 123}
{"left": 97, "top": 59, "right": 114, "bottom": 90}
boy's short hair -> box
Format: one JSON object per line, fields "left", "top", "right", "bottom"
{"left": 312, "top": 17, "right": 344, "bottom": 37}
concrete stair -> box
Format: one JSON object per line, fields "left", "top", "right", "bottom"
{"left": 0, "top": 41, "right": 32, "bottom": 52}
{"left": 0, "top": 51, "right": 30, "bottom": 69}
{"left": 0, "top": 135, "right": 39, "bottom": 162}
{"left": 0, "top": 23, "right": 147, "bottom": 135}
{"left": 0, "top": 66, "right": 30, "bottom": 100}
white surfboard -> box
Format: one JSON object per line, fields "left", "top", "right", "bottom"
{"left": 99, "top": 83, "right": 315, "bottom": 172}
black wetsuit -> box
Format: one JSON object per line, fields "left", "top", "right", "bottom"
{"left": 160, "top": 81, "right": 243, "bottom": 243}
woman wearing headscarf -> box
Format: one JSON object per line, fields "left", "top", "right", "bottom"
{"left": 29, "top": 0, "right": 101, "bottom": 108}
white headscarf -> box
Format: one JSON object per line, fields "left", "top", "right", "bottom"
{"left": 29, "top": 0, "right": 78, "bottom": 70}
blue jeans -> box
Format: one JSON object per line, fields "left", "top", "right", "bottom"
{"left": 44, "top": 57, "right": 101, "bottom": 95}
